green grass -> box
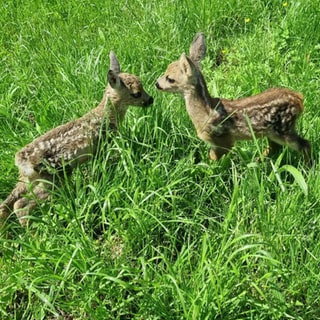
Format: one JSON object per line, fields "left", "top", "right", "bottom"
{"left": 1, "top": 0, "right": 320, "bottom": 319}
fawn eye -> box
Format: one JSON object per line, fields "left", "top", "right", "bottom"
{"left": 166, "top": 76, "right": 175, "bottom": 84}
{"left": 131, "top": 92, "right": 142, "bottom": 98}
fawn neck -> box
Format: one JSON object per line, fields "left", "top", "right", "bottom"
{"left": 87, "top": 85, "right": 128, "bottom": 130}
{"left": 183, "top": 71, "right": 217, "bottom": 132}
{"left": 106, "top": 85, "right": 129, "bottom": 125}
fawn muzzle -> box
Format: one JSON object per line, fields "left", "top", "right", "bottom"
{"left": 143, "top": 96, "right": 154, "bottom": 107}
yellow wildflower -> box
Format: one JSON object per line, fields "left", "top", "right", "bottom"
{"left": 283, "top": 2, "right": 288, "bottom": 7}
{"left": 245, "top": 17, "right": 251, "bottom": 23}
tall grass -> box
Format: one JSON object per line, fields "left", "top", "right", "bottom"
{"left": 1, "top": 0, "right": 320, "bottom": 319}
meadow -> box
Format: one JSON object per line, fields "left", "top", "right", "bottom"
{"left": 1, "top": 0, "right": 320, "bottom": 319}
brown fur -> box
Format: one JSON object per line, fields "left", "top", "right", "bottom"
{"left": 0, "top": 51, "right": 153, "bottom": 227}
{"left": 156, "top": 33, "right": 311, "bottom": 162}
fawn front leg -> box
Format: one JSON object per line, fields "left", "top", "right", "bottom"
{"left": 208, "top": 135, "right": 234, "bottom": 160}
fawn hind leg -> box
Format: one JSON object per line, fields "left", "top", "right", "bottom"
{"left": 285, "top": 133, "right": 311, "bottom": 165}
{"left": 14, "top": 176, "right": 53, "bottom": 227}
{"left": 269, "top": 133, "right": 311, "bottom": 164}
{"left": 0, "top": 180, "right": 28, "bottom": 226}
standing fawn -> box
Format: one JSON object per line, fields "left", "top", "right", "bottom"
{"left": 0, "top": 51, "right": 153, "bottom": 227}
{"left": 156, "top": 33, "right": 311, "bottom": 163}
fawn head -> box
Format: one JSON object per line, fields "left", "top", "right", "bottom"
{"left": 156, "top": 32, "right": 206, "bottom": 94}
{"left": 107, "top": 51, "right": 153, "bottom": 107}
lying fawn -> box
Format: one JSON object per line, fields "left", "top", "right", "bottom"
{"left": 156, "top": 33, "right": 311, "bottom": 163}
{"left": 0, "top": 51, "right": 153, "bottom": 227}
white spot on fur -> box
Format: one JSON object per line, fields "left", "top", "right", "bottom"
{"left": 39, "top": 142, "right": 46, "bottom": 150}
{"left": 16, "top": 160, "right": 36, "bottom": 177}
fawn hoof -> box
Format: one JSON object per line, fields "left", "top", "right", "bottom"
{"left": 209, "top": 149, "right": 217, "bottom": 161}
{"left": 209, "top": 148, "right": 226, "bottom": 161}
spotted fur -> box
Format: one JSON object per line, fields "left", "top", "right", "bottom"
{"left": 156, "top": 33, "right": 311, "bottom": 163}
{"left": 0, "top": 51, "right": 153, "bottom": 227}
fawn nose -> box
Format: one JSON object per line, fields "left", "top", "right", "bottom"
{"left": 144, "top": 96, "right": 153, "bottom": 106}
{"left": 155, "top": 82, "right": 162, "bottom": 90}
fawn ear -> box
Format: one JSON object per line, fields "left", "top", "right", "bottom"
{"left": 179, "top": 53, "right": 195, "bottom": 76}
{"left": 107, "top": 70, "right": 122, "bottom": 88}
{"left": 109, "top": 51, "right": 121, "bottom": 74}
{"left": 189, "top": 32, "right": 206, "bottom": 69}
